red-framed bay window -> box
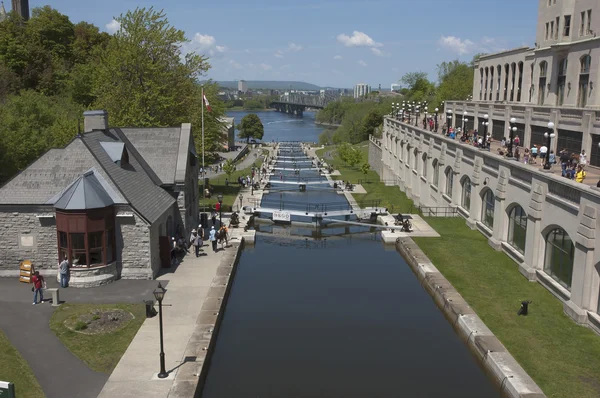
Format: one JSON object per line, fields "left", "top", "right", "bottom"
{"left": 55, "top": 207, "right": 116, "bottom": 268}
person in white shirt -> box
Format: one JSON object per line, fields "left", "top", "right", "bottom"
{"left": 539, "top": 145, "right": 548, "bottom": 161}
{"left": 580, "top": 150, "right": 587, "bottom": 168}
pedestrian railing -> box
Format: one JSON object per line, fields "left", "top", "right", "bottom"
{"left": 414, "top": 206, "right": 459, "bottom": 217}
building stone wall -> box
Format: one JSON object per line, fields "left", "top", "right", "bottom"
{"left": 0, "top": 208, "right": 58, "bottom": 276}
{"left": 372, "top": 117, "right": 600, "bottom": 333}
{"left": 368, "top": 138, "right": 382, "bottom": 175}
{"left": 117, "top": 211, "right": 152, "bottom": 279}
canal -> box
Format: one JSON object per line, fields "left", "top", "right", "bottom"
{"left": 200, "top": 115, "right": 499, "bottom": 397}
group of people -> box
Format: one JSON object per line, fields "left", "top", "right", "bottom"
{"left": 170, "top": 216, "right": 231, "bottom": 266}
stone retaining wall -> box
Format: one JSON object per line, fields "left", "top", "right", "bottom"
{"left": 168, "top": 239, "right": 244, "bottom": 397}
{"left": 368, "top": 140, "right": 382, "bottom": 175}
{"left": 395, "top": 237, "right": 546, "bottom": 398}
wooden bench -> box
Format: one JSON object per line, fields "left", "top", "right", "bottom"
{"left": 42, "top": 288, "right": 60, "bottom": 306}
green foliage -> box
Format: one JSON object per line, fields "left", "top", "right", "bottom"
{"left": 0, "top": 91, "right": 82, "bottom": 183}
{"left": 74, "top": 321, "right": 88, "bottom": 331}
{"left": 243, "top": 99, "right": 264, "bottom": 110}
{"left": 361, "top": 162, "right": 370, "bottom": 175}
{"left": 222, "top": 159, "right": 236, "bottom": 178}
{"left": 337, "top": 142, "right": 363, "bottom": 168}
{"left": 237, "top": 113, "right": 264, "bottom": 143}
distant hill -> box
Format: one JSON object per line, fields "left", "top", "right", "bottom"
{"left": 215, "top": 81, "right": 322, "bottom": 91}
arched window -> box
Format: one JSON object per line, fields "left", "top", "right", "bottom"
{"left": 489, "top": 68, "right": 494, "bottom": 100}
{"left": 461, "top": 177, "right": 471, "bottom": 210}
{"left": 413, "top": 148, "right": 418, "bottom": 170}
{"left": 507, "top": 205, "right": 527, "bottom": 254}
{"left": 557, "top": 58, "right": 568, "bottom": 106}
{"left": 504, "top": 64, "right": 510, "bottom": 101}
{"left": 544, "top": 228, "right": 575, "bottom": 289}
{"left": 538, "top": 61, "right": 547, "bottom": 105}
{"left": 510, "top": 62, "right": 517, "bottom": 101}
{"left": 517, "top": 62, "right": 523, "bottom": 102}
{"left": 484, "top": 67, "right": 489, "bottom": 99}
{"left": 578, "top": 55, "right": 591, "bottom": 107}
{"left": 422, "top": 153, "right": 428, "bottom": 178}
{"left": 481, "top": 189, "right": 495, "bottom": 228}
{"left": 445, "top": 167, "right": 454, "bottom": 197}
{"left": 480, "top": 68, "right": 484, "bottom": 100}
{"left": 432, "top": 159, "right": 439, "bottom": 186}
{"left": 496, "top": 65, "right": 502, "bottom": 101}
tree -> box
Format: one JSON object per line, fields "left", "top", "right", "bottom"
{"left": 437, "top": 61, "right": 474, "bottom": 102}
{"left": 400, "top": 71, "right": 428, "bottom": 89}
{"left": 237, "top": 114, "right": 264, "bottom": 143}
{"left": 90, "top": 7, "right": 210, "bottom": 127}
{"left": 361, "top": 162, "right": 370, "bottom": 175}
{"left": 222, "top": 159, "right": 235, "bottom": 180}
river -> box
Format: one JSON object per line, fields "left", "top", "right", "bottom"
{"left": 226, "top": 110, "right": 324, "bottom": 143}
{"left": 200, "top": 118, "right": 499, "bottom": 397}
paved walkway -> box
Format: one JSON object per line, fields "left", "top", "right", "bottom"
{"left": 0, "top": 278, "right": 162, "bottom": 398}
{"left": 97, "top": 242, "right": 229, "bottom": 397}
{"left": 202, "top": 144, "right": 262, "bottom": 179}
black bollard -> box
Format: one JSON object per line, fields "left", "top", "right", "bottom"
{"left": 517, "top": 300, "right": 532, "bottom": 316}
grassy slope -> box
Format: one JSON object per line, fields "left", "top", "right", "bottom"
{"left": 49, "top": 303, "right": 145, "bottom": 374}
{"left": 0, "top": 329, "right": 44, "bottom": 398}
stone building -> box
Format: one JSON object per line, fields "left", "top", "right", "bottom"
{"left": 0, "top": 110, "right": 199, "bottom": 287}
{"left": 371, "top": 117, "right": 600, "bottom": 334}
{"left": 448, "top": 0, "right": 600, "bottom": 166}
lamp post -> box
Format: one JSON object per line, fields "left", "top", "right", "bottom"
{"left": 217, "top": 193, "right": 223, "bottom": 227}
{"left": 153, "top": 283, "right": 168, "bottom": 379}
{"left": 507, "top": 117, "right": 517, "bottom": 158}
{"left": 543, "top": 122, "right": 556, "bottom": 170}
{"left": 239, "top": 193, "right": 244, "bottom": 210}
{"left": 462, "top": 111, "right": 468, "bottom": 134}
{"left": 424, "top": 107, "right": 428, "bottom": 129}
{"left": 446, "top": 110, "right": 453, "bottom": 135}
{"left": 415, "top": 105, "right": 420, "bottom": 127}
{"left": 434, "top": 108, "right": 439, "bottom": 132}
{"left": 407, "top": 104, "right": 411, "bottom": 123}
{"left": 482, "top": 114, "right": 489, "bottom": 149}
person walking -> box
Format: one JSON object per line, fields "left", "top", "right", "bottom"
{"left": 575, "top": 165, "right": 587, "bottom": 183}
{"left": 31, "top": 271, "right": 45, "bottom": 305}
{"left": 59, "top": 256, "right": 69, "bottom": 288}
{"left": 580, "top": 150, "right": 588, "bottom": 169}
{"left": 209, "top": 226, "right": 218, "bottom": 252}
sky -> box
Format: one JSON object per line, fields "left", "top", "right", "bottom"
{"left": 29, "top": 0, "right": 539, "bottom": 88}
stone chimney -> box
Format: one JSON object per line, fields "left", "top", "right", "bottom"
{"left": 83, "top": 110, "right": 109, "bottom": 132}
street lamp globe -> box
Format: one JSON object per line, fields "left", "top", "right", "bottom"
{"left": 463, "top": 111, "right": 468, "bottom": 116}
{"left": 435, "top": 108, "right": 439, "bottom": 112}
{"left": 512, "top": 126, "right": 517, "bottom": 132}
{"left": 483, "top": 114, "right": 489, "bottom": 120}
{"left": 153, "top": 282, "right": 166, "bottom": 302}
{"left": 510, "top": 117, "right": 517, "bottom": 124}
{"left": 547, "top": 122, "right": 555, "bottom": 129}
{"left": 217, "top": 194, "right": 223, "bottom": 203}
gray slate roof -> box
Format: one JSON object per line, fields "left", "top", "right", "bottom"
{"left": 0, "top": 140, "right": 125, "bottom": 205}
{"left": 120, "top": 127, "right": 182, "bottom": 185}
{"left": 81, "top": 129, "right": 175, "bottom": 223}
{"left": 52, "top": 169, "right": 115, "bottom": 210}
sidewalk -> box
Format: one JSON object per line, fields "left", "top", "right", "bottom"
{"left": 97, "top": 242, "right": 238, "bottom": 398}
{"left": 202, "top": 144, "right": 261, "bottom": 179}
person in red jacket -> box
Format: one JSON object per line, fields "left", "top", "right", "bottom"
{"left": 31, "top": 271, "right": 45, "bottom": 305}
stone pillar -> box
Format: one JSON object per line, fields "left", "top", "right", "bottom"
{"left": 522, "top": 184, "right": 545, "bottom": 280}
{"left": 524, "top": 107, "right": 533, "bottom": 149}
{"left": 581, "top": 112, "right": 593, "bottom": 156}
{"left": 451, "top": 150, "right": 463, "bottom": 204}
{"left": 565, "top": 204, "right": 597, "bottom": 324}
{"left": 489, "top": 170, "right": 508, "bottom": 250}
{"left": 466, "top": 157, "right": 483, "bottom": 229}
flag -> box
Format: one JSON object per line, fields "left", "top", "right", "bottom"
{"left": 203, "top": 94, "right": 212, "bottom": 112}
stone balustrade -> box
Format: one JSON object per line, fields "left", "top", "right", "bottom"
{"left": 370, "top": 117, "right": 600, "bottom": 334}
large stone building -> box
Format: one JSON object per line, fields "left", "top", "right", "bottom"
{"left": 354, "top": 83, "right": 371, "bottom": 99}
{"left": 370, "top": 116, "right": 600, "bottom": 334}
{"left": 0, "top": 110, "right": 199, "bottom": 287}
{"left": 10, "top": 0, "right": 28, "bottom": 20}
{"left": 447, "top": 0, "right": 600, "bottom": 166}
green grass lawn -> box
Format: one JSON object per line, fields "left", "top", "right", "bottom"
{"left": 316, "top": 143, "right": 413, "bottom": 213}
{"left": 200, "top": 155, "right": 264, "bottom": 211}
{"left": 413, "top": 218, "right": 600, "bottom": 398}
{"left": 0, "top": 329, "right": 44, "bottom": 398}
{"left": 49, "top": 303, "right": 145, "bottom": 374}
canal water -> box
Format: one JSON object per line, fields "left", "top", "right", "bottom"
{"left": 201, "top": 116, "right": 499, "bottom": 397}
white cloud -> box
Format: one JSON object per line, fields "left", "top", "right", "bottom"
{"left": 288, "top": 42, "right": 303, "bottom": 52}
{"left": 280, "top": 64, "right": 291, "bottom": 70}
{"left": 244, "top": 49, "right": 251, "bottom": 53}
{"left": 183, "top": 33, "right": 229, "bottom": 58}
{"left": 105, "top": 19, "right": 120, "bottom": 34}
{"left": 337, "top": 31, "right": 382, "bottom": 48}
{"left": 260, "top": 63, "right": 273, "bottom": 71}
{"left": 274, "top": 50, "right": 285, "bottom": 58}
{"left": 358, "top": 60, "right": 368, "bottom": 67}
{"left": 370, "top": 47, "right": 390, "bottom": 57}
{"left": 228, "top": 60, "right": 242, "bottom": 70}
{"left": 333, "top": 55, "right": 343, "bottom": 60}
{"left": 438, "top": 35, "right": 475, "bottom": 55}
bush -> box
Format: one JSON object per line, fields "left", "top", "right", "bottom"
{"left": 74, "top": 321, "right": 88, "bottom": 331}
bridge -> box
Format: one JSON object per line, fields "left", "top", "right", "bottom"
{"left": 270, "top": 93, "right": 338, "bottom": 116}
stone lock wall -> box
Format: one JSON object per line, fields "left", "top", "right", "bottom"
{"left": 368, "top": 138, "right": 382, "bottom": 175}
{"left": 0, "top": 210, "right": 58, "bottom": 277}
{"left": 117, "top": 211, "right": 153, "bottom": 279}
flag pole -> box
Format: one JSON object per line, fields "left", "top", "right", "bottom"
{"left": 201, "top": 86, "right": 205, "bottom": 212}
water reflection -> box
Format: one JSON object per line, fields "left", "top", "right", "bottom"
{"left": 200, "top": 232, "right": 498, "bottom": 398}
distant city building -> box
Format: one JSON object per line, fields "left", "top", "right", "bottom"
{"left": 354, "top": 83, "right": 371, "bottom": 98}
{"left": 219, "top": 117, "right": 235, "bottom": 151}
{"left": 238, "top": 80, "right": 248, "bottom": 94}
{"left": 11, "top": 0, "right": 28, "bottom": 20}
